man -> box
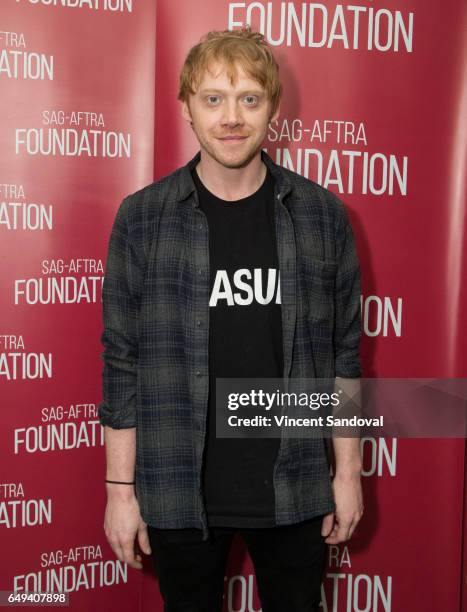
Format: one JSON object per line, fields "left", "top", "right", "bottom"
{"left": 98, "top": 27, "right": 363, "bottom": 612}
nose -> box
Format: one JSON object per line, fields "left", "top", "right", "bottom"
{"left": 220, "top": 99, "right": 244, "bottom": 128}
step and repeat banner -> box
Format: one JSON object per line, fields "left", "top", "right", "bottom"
{"left": 152, "top": 1, "right": 467, "bottom": 611}
{"left": 1, "top": 1, "right": 466, "bottom": 611}
{"left": 0, "top": 0, "right": 156, "bottom": 610}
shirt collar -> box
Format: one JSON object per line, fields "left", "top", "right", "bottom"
{"left": 176, "top": 149, "right": 292, "bottom": 205}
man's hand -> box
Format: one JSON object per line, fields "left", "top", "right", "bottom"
{"left": 321, "top": 471, "right": 363, "bottom": 544}
{"left": 103, "top": 490, "right": 152, "bottom": 569}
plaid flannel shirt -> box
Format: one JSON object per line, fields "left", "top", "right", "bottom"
{"left": 98, "top": 149, "right": 362, "bottom": 541}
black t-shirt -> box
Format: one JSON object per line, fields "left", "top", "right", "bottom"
{"left": 192, "top": 164, "right": 284, "bottom": 528}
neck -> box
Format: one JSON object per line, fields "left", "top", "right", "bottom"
{"left": 196, "top": 150, "right": 267, "bottom": 201}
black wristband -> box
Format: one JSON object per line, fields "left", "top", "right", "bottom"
{"left": 105, "top": 479, "right": 135, "bottom": 485}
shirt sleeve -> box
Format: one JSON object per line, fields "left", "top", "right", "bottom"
{"left": 98, "top": 195, "right": 143, "bottom": 429}
{"left": 333, "top": 201, "right": 362, "bottom": 379}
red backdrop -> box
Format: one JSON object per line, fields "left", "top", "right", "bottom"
{"left": 1, "top": 0, "right": 155, "bottom": 610}
{"left": 1, "top": 1, "right": 466, "bottom": 610}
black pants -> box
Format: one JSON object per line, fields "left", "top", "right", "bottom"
{"left": 147, "top": 516, "right": 326, "bottom": 612}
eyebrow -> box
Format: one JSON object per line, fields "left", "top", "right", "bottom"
{"left": 198, "top": 89, "right": 264, "bottom": 96}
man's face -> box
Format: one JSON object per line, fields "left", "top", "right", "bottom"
{"left": 181, "top": 61, "right": 279, "bottom": 169}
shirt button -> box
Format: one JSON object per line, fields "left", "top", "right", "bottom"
{"left": 198, "top": 269, "right": 203, "bottom": 275}
{"left": 198, "top": 223, "right": 203, "bottom": 230}
{"left": 196, "top": 370, "right": 201, "bottom": 376}
{"left": 196, "top": 320, "right": 201, "bottom": 327}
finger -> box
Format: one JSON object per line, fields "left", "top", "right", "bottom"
{"left": 348, "top": 516, "right": 361, "bottom": 539}
{"left": 111, "top": 543, "right": 124, "bottom": 563}
{"left": 325, "top": 517, "right": 350, "bottom": 544}
{"left": 138, "top": 525, "right": 152, "bottom": 555}
{"left": 339, "top": 519, "right": 354, "bottom": 542}
{"left": 337, "top": 520, "right": 352, "bottom": 542}
{"left": 324, "top": 528, "right": 340, "bottom": 544}
{"left": 324, "top": 525, "right": 340, "bottom": 544}
{"left": 121, "top": 539, "right": 142, "bottom": 569}
{"left": 321, "top": 513, "right": 334, "bottom": 537}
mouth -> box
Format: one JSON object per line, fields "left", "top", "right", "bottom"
{"left": 217, "top": 135, "right": 248, "bottom": 142}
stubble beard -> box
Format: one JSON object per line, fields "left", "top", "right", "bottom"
{"left": 195, "top": 129, "right": 263, "bottom": 170}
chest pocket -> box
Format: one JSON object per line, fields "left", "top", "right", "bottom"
{"left": 297, "top": 255, "right": 338, "bottom": 323}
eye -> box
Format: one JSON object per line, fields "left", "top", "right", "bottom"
{"left": 206, "top": 95, "right": 221, "bottom": 106}
{"left": 244, "top": 95, "right": 259, "bottom": 106}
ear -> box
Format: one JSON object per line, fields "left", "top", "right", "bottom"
{"left": 181, "top": 100, "right": 193, "bottom": 125}
{"left": 269, "top": 102, "right": 280, "bottom": 124}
